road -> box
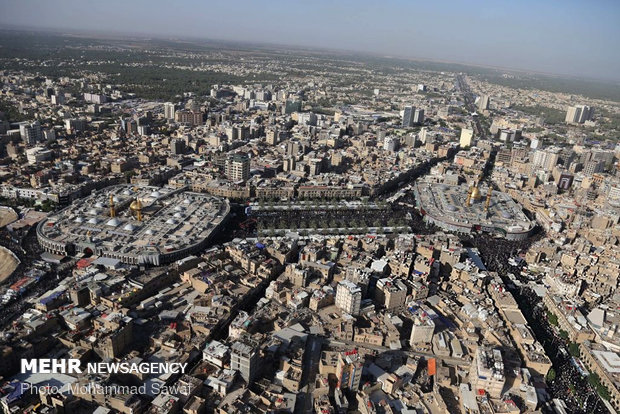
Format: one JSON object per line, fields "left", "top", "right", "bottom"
{"left": 456, "top": 74, "right": 485, "bottom": 139}
{"left": 456, "top": 229, "right": 609, "bottom": 414}
{"left": 296, "top": 335, "right": 323, "bottom": 414}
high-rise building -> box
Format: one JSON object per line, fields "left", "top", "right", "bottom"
{"left": 266, "top": 127, "right": 278, "bottom": 145}
{"left": 583, "top": 159, "right": 605, "bottom": 176}
{"left": 383, "top": 136, "right": 399, "bottom": 152}
{"left": 402, "top": 106, "right": 415, "bottom": 127}
{"left": 498, "top": 129, "right": 521, "bottom": 142}
{"left": 83, "top": 93, "right": 107, "bottom": 104}
{"left": 413, "top": 108, "right": 425, "bottom": 124}
{"left": 19, "top": 121, "right": 43, "bottom": 145}
{"left": 375, "top": 278, "right": 407, "bottom": 311}
{"left": 419, "top": 127, "right": 428, "bottom": 143}
{"left": 286, "top": 140, "right": 301, "bottom": 156}
{"left": 336, "top": 280, "right": 362, "bottom": 315}
{"left": 578, "top": 105, "right": 594, "bottom": 123}
{"left": 65, "top": 118, "right": 87, "bottom": 134}
{"left": 298, "top": 112, "right": 317, "bottom": 126}
{"left": 565, "top": 105, "right": 594, "bottom": 124}
{"left": 51, "top": 94, "right": 65, "bottom": 105}
{"left": 175, "top": 110, "right": 203, "bottom": 126}
{"left": 459, "top": 128, "right": 473, "bottom": 148}
{"left": 43, "top": 129, "right": 55, "bottom": 142}
{"left": 470, "top": 347, "right": 505, "bottom": 398}
{"left": 170, "top": 139, "right": 185, "bottom": 155}
{"left": 532, "top": 148, "right": 560, "bottom": 171}
{"left": 565, "top": 106, "right": 579, "bottom": 124}
{"left": 543, "top": 151, "right": 559, "bottom": 171}
{"left": 231, "top": 338, "right": 260, "bottom": 382}
{"left": 336, "top": 350, "right": 363, "bottom": 391}
{"left": 478, "top": 95, "right": 490, "bottom": 111}
{"left": 225, "top": 152, "right": 250, "bottom": 182}
{"left": 163, "top": 102, "right": 176, "bottom": 120}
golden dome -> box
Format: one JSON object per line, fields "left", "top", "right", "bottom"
{"left": 129, "top": 199, "right": 142, "bottom": 210}
{"left": 471, "top": 186, "right": 482, "bottom": 200}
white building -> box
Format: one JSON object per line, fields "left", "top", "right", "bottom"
{"left": 163, "top": 102, "right": 176, "bottom": 120}
{"left": 26, "top": 147, "right": 53, "bottom": 165}
{"left": 203, "top": 340, "right": 230, "bottom": 368}
{"left": 19, "top": 121, "right": 42, "bottom": 145}
{"left": 565, "top": 105, "right": 594, "bottom": 124}
{"left": 460, "top": 128, "right": 473, "bottom": 148}
{"left": 336, "top": 280, "right": 362, "bottom": 315}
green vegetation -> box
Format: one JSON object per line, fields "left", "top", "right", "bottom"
{"left": 559, "top": 330, "right": 569, "bottom": 340}
{"left": 480, "top": 72, "right": 620, "bottom": 103}
{"left": 568, "top": 343, "right": 580, "bottom": 358}
{"left": 588, "top": 373, "right": 611, "bottom": 400}
{"left": 547, "top": 311, "right": 558, "bottom": 326}
{"left": 37, "top": 199, "right": 57, "bottom": 212}
{"left": 546, "top": 368, "right": 556, "bottom": 382}
{"left": 0, "top": 98, "right": 27, "bottom": 122}
{"left": 0, "top": 32, "right": 277, "bottom": 101}
{"left": 524, "top": 126, "right": 544, "bottom": 133}
{"left": 511, "top": 104, "right": 566, "bottom": 125}
{"left": 0, "top": 196, "right": 56, "bottom": 212}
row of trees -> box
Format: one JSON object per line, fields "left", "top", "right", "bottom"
{"left": 258, "top": 225, "right": 411, "bottom": 237}
{"left": 257, "top": 217, "right": 408, "bottom": 230}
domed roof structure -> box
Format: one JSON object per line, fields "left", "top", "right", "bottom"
{"left": 471, "top": 186, "right": 482, "bottom": 201}
{"left": 130, "top": 199, "right": 143, "bottom": 211}
{"left": 106, "top": 218, "right": 121, "bottom": 227}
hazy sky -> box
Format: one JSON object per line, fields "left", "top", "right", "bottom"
{"left": 1, "top": 0, "right": 619, "bottom": 81}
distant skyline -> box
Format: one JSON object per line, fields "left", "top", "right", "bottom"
{"left": 1, "top": 0, "right": 619, "bottom": 81}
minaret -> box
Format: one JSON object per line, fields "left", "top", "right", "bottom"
{"left": 470, "top": 177, "right": 482, "bottom": 203}
{"left": 109, "top": 194, "right": 116, "bottom": 218}
{"left": 465, "top": 186, "right": 473, "bottom": 207}
{"left": 484, "top": 188, "right": 493, "bottom": 214}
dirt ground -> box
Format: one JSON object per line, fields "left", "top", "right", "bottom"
{"left": 0, "top": 207, "right": 18, "bottom": 228}
{"left": 0, "top": 246, "right": 19, "bottom": 283}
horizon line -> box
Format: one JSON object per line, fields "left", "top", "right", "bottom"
{"left": 1, "top": 24, "right": 619, "bottom": 85}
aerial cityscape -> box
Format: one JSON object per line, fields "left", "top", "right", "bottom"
{"left": 0, "top": 1, "right": 620, "bottom": 414}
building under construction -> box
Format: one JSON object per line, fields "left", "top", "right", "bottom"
{"left": 37, "top": 184, "right": 230, "bottom": 265}
{"left": 414, "top": 178, "right": 535, "bottom": 240}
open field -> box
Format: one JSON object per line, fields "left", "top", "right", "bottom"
{"left": 0, "top": 246, "right": 20, "bottom": 282}
{"left": 0, "top": 206, "right": 18, "bottom": 228}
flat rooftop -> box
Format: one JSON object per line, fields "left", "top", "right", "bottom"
{"left": 415, "top": 180, "right": 534, "bottom": 236}
{"left": 37, "top": 185, "right": 229, "bottom": 265}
